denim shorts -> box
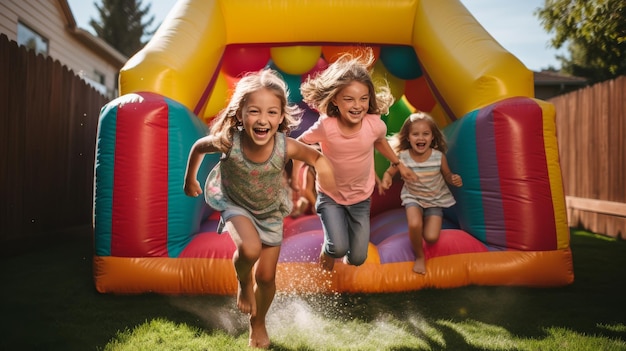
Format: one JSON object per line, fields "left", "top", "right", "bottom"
{"left": 405, "top": 202, "right": 443, "bottom": 217}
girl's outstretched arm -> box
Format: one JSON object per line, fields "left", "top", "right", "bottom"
{"left": 184, "top": 136, "right": 221, "bottom": 197}
{"left": 287, "top": 138, "right": 336, "bottom": 195}
{"left": 440, "top": 153, "right": 463, "bottom": 187}
{"left": 290, "top": 159, "right": 305, "bottom": 194}
{"left": 375, "top": 173, "right": 385, "bottom": 195}
{"left": 374, "top": 138, "right": 418, "bottom": 182}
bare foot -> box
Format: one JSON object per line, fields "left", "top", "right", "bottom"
{"left": 412, "top": 257, "right": 426, "bottom": 275}
{"left": 249, "top": 316, "right": 270, "bottom": 349}
{"left": 237, "top": 276, "right": 257, "bottom": 316}
{"left": 319, "top": 251, "right": 335, "bottom": 271}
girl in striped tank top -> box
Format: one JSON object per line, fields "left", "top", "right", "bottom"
{"left": 381, "top": 112, "right": 463, "bottom": 274}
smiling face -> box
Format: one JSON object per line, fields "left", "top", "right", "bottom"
{"left": 239, "top": 87, "right": 285, "bottom": 148}
{"left": 408, "top": 120, "right": 434, "bottom": 157}
{"left": 332, "top": 81, "right": 370, "bottom": 130}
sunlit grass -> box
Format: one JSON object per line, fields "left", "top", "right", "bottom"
{"left": 598, "top": 323, "right": 626, "bottom": 333}
{"left": 523, "top": 327, "right": 626, "bottom": 351}
{"left": 571, "top": 229, "right": 619, "bottom": 242}
{"left": 103, "top": 319, "right": 248, "bottom": 350}
{"left": 102, "top": 312, "right": 626, "bottom": 351}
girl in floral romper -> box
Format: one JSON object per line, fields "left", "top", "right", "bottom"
{"left": 184, "top": 69, "right": 335, "bottom": 349}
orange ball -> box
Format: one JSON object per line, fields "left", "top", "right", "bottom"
{"left": 322, "top": 45, "right": 380, "bottom": 68}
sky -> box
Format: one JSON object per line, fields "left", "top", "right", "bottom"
{"left": 67, "top": 0, "right": 566, "bottom": 71}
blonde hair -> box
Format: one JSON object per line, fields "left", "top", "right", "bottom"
{"left": 300, "top": 48, "right": 394, "bottom": 117}
{"left": 392, "top": 111, "right": 448, "bottom": 154}
{"left": 208, "top": 69, "right": 303, "bottom": 151}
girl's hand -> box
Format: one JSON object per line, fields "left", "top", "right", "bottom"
{"left": 397, "top": 163, "right": 418, "bottom": 182}
{"left": 375, "top": 174, "right": 386, "bottom": 195}
{"left": 184, "top": 179, "right": 203, "bottom": 197}
{"left": 449, "top": 174, "right": 463, "bottom": 187}
{"left": 380, "top": 172, "right": 393, "bottom": 191}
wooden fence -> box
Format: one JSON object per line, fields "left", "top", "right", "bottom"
{"left": 551, "top": 75, "right": 626, "bottom": 239}
{"left": 0, "top": 34, "right": 108, "bottom": 251}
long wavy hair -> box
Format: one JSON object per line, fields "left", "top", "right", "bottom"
{"left": 392, "top": 112, "right": 448, "bottom": 154}
{"left": 208, "top": 69, "right": 303, "bottom": 151}
{"left": 300, "top": 48, "right": 394, "bottom": 117}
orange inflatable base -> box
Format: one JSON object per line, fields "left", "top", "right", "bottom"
{"left": 94, "top": 248, "right": 574, "bottom": 295}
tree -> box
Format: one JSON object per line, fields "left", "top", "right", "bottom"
{"left": 89, "top": 0, "right": 155, "bottom": 57}
{"left": 535, "top": 0, "right": 626, "bottom": 83}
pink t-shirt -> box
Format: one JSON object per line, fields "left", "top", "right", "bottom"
{"left": 299, "top": 114, "right": 387, "bottom": 205}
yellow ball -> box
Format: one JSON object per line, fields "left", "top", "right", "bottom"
{"left": 270, "top": 46, "right": 322, "bottom": 75}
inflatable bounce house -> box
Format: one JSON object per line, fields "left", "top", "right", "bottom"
{"left": 93, "top": 0, "right": 574, "bottom": 294}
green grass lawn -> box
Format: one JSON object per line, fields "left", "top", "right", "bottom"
{"left": 1, "top": 229, "right": 625, "bottom": 350}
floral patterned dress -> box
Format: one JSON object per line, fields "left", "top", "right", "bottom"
{"left": 204, "top": 131, "right": 291, "bottom": 246}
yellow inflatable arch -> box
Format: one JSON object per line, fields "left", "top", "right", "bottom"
{"left": 120, "top": 0, "right": 533, "bottom": 124}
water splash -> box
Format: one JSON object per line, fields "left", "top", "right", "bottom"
{"left": 267, "top": 294, "right": 439, "bottom": 350}
{"left": 168, "top": 295, "right": 246, "bottom": 334}
{"left": 168, "top": 292, "right": 445, "bottom": 349}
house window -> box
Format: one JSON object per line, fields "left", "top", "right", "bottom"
{"left": 17, "top": 21, "right": 48, "bottom": 56}
{"left": 94, "top": 70, "right": 106, "bottom": 85}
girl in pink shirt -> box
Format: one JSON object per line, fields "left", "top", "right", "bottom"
{"left": 293, "top": 49, "right": 416, "bottom": 271}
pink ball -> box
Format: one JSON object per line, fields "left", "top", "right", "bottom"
{"left": 301, "top": 57, "right": 329, "bottom": 82}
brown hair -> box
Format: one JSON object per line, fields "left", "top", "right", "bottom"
{"left": 300, "top": 48, "right": 394, "bottom": 117}
{"left": 392, "top": 112, "right": 448, "bottom": 154}
{"left": 208, "top": 69, "right": 303, "bottom": 151}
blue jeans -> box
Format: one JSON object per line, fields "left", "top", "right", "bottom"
{"left": 316, "top": 192, "right": 371, "bottom": 266}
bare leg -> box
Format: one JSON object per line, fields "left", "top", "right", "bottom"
{"left": 236, "top": 258, "right": 257, "bottom": 316}
{"left": 248, "top": 244, "right": 280, "bottom": 348}
{"left": 224, "top": 218, "right": 261, "bottom": 317}
{"left": 423, "top": 215, "right": 443, "bottom": 245}
{"left": 406, "top": 206, "right": 426, "bottom": 274}
{"left": 303, "top": 168, "right": 317, "bottom": 213}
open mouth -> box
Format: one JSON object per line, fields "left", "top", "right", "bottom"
{"left": 254, "top": 128, "right": 270, "bottom": 137}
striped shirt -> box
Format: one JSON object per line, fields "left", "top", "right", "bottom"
{"left": 399, "top": 149, "right": 456, "bottom": 208}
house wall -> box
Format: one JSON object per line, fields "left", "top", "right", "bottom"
{"left": 0, "top": 0, "right": 123, "bottom": 98}
{"left": 535, "top": 84, "right": 586, "bottom": 100}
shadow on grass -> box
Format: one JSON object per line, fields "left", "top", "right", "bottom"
{"left": 1, "top": 229, "right": 625, "bottom": 350}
